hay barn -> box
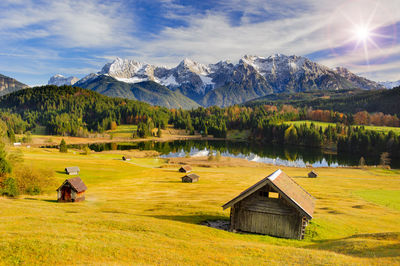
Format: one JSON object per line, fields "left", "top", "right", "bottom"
{"left": 65, "top": 166, "right": 80, "bottom": 175}
{"left": 179, "top": 165, "right": 192, "bottom": 173}
{"left": 222, "top": 169, "right": 315, "bottom": 239}
{"left": 308, "top": 171, "right": 318, "bottom": 178}
{"left": 57, "top": 177, "right": 87, "bottom": 202}
{"left": 182, "top": 173, "right": 199, "bottom": 183}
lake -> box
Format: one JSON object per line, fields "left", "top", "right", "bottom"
{"left": 51, "top": 139, "right": 399, "bottom": 168}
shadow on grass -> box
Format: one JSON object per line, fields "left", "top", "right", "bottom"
{"left": 146, "top": 214, "right": 229, "bottom": 225}
{"left": 24, "top": 198, "right": 58, "bottom": 203}
{"left": 153, "top": 180, "right": 182, "bottom": 183}
{"left": 306, "top": 232, "right": 400, "bottom": 258}
{"left": 56, "top": 171, "right": 67, "bottom": 175}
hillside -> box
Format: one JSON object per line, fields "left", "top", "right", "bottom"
{"left": 246, "top": 86, "right": 400, "bottom": 115}
{"left": 0, "top": 74, "right": 28, "bottom": 96}
{"left": 0, "top": 147, "right": 399, "bottom": 264}
{"left": 75, "top": 75, "right": 199, "bottom": 109}
{"left": 0, "top": 85, "right": 171, "bottom": 136}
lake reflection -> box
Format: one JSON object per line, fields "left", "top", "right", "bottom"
{"left": 56, "top": 139, "right": 396, "bottom": 168}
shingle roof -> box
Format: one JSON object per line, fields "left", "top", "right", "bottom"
{"left": 65, "top": 166, "right": 80, "bottom": 173}
{"left": 222, "top": 169, "right": 315, "bottom": 219}
{"left": 180, "top": 165, "right": 192, "bottom": 172}
{"left": 57, "top": 177, "right": 87, "bottom": 193}
{"left": 184, "top": 173, "right": 199, "bottom": 179}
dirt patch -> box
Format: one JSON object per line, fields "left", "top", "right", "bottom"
{"left": 352, "top": 205, "right": 365, "bottom": 209}
{"left": 201, "top": 220, "right": 230, "bottom": 231}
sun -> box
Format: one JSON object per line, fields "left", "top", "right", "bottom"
{"left": 355, "top": 26, "right": 371, "bottom": 42}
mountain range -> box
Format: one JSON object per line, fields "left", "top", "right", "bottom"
{"left": 71, "top": 54, "right": 385, "bottom": 107}
{"left": 0, "top": 74, "right": 29, "bottom": 96}
{"left": 379, "top": 80, "right": 400, "bottom": 89}
{"left": 5, "top": 54, "right": 389, "bottom": 108}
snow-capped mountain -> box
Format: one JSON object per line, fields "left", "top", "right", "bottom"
{"left": 48, "top": 74, "right": 79, "bottom": 86}
{"left": 72, "top": 54, "right": 385, "bottom": 107}
{"left": 379, "top": 80, "right": 400, "bottom": 89}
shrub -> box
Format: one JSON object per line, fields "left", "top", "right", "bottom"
{"left": 0, "top": 142, "right": 12, "bottom": 177}
{"left": 59, "top": 139, "right": 67, "bottom": 153}
{"left": 1, "top": 177, "right": 19, "bottom": 197}
{"left": 81, "top": 146, "right": 91, "bottom": 155}
{"left": 13, "top": 165, "right": 55, "bottom": 195}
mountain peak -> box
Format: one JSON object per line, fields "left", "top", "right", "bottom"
{"left": 48, "top": 74, "right": 79, "bottom": 86}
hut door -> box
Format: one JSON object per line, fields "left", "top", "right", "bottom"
{"left": 62, "top": 187, "right": 72, "bottom": 201}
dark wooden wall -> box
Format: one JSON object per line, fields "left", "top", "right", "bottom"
{"left": 230, "top": 184, "right": 304, "bottom": 239}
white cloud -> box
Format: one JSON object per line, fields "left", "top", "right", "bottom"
{"left": 0, "top": 0, "right": 135, "bottom": 48}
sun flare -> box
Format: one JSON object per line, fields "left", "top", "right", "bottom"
{"left": 355, "top": 26, "right": 370, "bottom": 41}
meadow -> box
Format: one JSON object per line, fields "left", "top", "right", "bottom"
{"left": 0, "top": 147, "right": 399, "bottom": 265}
{"left": 285, "top": 120, "right": 400, "bottom": 134}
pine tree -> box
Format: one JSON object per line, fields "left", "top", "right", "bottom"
{"left": 59, "top": 139, "right": 67, "bottom": 153}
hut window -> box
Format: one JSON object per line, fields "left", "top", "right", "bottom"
{"left": 268, "top": 192, "right": 279, "bottom": 199}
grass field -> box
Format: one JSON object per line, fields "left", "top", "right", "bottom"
{"left": 0, "top": 147, "right": 400, "bottom": 265}
{"left": 286, "top": 120, "right": 400, "bottom": 134}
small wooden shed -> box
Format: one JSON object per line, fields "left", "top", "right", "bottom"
{"left": 122, "top": 155, "right": 131, "bottom": 161}
{"left": 308, "top": 170, "right": 318, "bottom": 178}
{"left": 179, "top": 165, "right": 192, "bottom": 173}
{"left": 57, "top": 177, "right": 87, "bottom": 202}
{"left": 222, "top": 169, "right": 315, "bottom": 239}
{"left": 65, "top": 166, "right": 80, "bottom": 175}
{"left": 182, "top": 173, "right": 199, "bottom": 183}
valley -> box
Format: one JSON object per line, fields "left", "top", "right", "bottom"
{"left": 0, "top": 146, "right": 399, "bottom": 264}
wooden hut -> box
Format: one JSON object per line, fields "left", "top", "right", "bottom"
{"left": 308, "top": 170, "right": 318, "bottom": 178}
{"left": 179, "top": 165, "right": 192, "bottom": 173}
{"left": 222, "top": 169, "right": 315, "bottom": 240}
{"left": 182, "top": 173, "right": 199, "bottom": 183}
{"left": 65, "top": 166, "right": 80, "bottom": 175}
{"left": 122, "top": 155, "right": 131, "bottom": 161}
{"left": 57, "top": 177, "right": 87, "bottom": 202}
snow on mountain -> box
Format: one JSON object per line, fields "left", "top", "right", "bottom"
{"left": 48, "top": 74, "right": 79, "bottom": 86}
{"left": 70, "top": 54, "right": 384, "bottom": 106}
{"left": 379, "top": 80, "right": 400, "bottom": 89}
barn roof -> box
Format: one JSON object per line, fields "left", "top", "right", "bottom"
{"left": 57, "top": 177, "right": 87, "bottom": 193}
{"left": 180, "top": 165, "right": 192, "bottom": 171}
{"left": 309, "top": 170, "right": 318, "bottom": 175}
{"left": 184, "top": 173, "right": 199, "bottom": 179}
{"left": 65, "top": 166, "right": 80, "bottom": 173}
{"left": 222, "top": 169, "right": 315, "bottom": 219}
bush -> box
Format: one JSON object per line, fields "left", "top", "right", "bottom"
{"left": 1, "top": 177, "right": 19, "bottom": 197}
{"left": 81, "top": 146, "right": 91, "bottom": 155}
{"left": 59, "top": 139, "right": 67, "bottom": 153}
{"left": 13, "top": 165, "right": 55, "bottom": 195}
{"left": 0, "top": 142, "right": 11, "bottom": 177}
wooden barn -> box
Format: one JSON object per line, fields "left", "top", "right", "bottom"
{"left": 179, "top": 165, "right": 192, "bottom": 173}
{"left": 65, "top": 166, "right": 80, "bottom": 175}
{"left": 57, "top": 177, "right": 87, "bottom": 202}
{"left": 182, "top": 173, "right": 199, "bottom": 183}
{"left": 222, "top": 169, "right": 315, "bottom": 239}
{"left": 308, "top": 170, "right": 318, "bottom": 178}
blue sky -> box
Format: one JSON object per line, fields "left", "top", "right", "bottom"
{"left": 0, "top": 0, "right": 399, "bottom": 86}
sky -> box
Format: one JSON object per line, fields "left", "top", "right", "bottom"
{"left": 0, "top": 0, "right": 399, "bottom": 86}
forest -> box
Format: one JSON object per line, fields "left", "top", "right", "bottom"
{"left": 1, "top": 85, "right": 400, "bottom": 159}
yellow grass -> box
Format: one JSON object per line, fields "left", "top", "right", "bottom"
{"left": 0, "top": 146, "right": 399, "bottom": 265}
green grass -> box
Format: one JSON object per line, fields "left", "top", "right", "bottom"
{"left": 353, "top": 190, "right": 400, "bottom": 211}
{"left": 0, "top": 147, "right": 399, "bottom": 265}
{"left": 286, "top": 120, "right": 400, "bottom": 134}
{"left": 107, "top": 125, "right": 138, "bottom": 138}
